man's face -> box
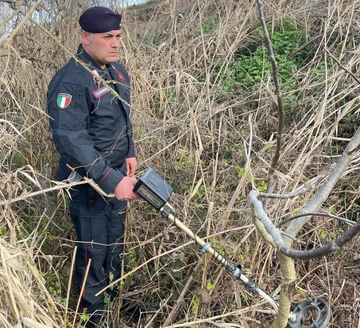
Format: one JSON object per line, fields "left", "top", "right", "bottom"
{"left": 82, "top": 30, "right": 121, "bottom": 68}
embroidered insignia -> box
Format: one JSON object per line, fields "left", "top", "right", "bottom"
{"left": 57, "top": 93, "right": 72, "bottom": 109}
{"left": 118, "top": 72, "right": 125, "bottom": 82}
{"left": 92, "top": 86, "right": 110, "bottom": 99}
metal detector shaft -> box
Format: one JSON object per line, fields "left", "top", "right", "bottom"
{"left": 160, "top": 203, "right": 281, "bottom": 315}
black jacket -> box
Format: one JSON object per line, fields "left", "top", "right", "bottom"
{"left": 47, "top": 44, "right": 135, "bottom": 194}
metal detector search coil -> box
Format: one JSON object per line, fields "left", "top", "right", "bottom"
{"left": 133, "top": 167, "right": 173, "bottom": 210}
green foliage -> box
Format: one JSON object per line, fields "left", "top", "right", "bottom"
{"left": 257, "top": 180, "right": 267, "bottom": 192}
{"left": 142, "top": 29, "right": 168, "bottom": 47}
{"left": 47, "top": 279, "right": 66, "bottom": 306}
{"left": 319, "top": 228, "right": 327, "bottom": 239}
{"left": 13, "top": 152, "right": 27, "bottom": 167}
{"left": 80, "top": 312, "right": 90, "bottom": 327}
{"left": 236, "top": 166, "right": 246, "bottom": 178}
{"left": 206, "top": 281, "right": 214, "bottom": 290}
{"left": 242, "top": 293, "right": 250, "bottom": 305}
{"left": 0, "top": 225, "right": 7, "bottom": 236}
{"left": 127, "top": 244, "right": 139, "bottom": 267}
{"left": 213, "top": 17, "right": 315, "bottom": 96}
{"left": 191, "top": 296, "right": 200, "bottom": 316}
{"left": 201, "top": 15, "right": 219, "bottom": 34}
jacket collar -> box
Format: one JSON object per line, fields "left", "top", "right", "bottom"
{"left": 75, "top": 44, "right": 128, "bottom": 104}
{"left": 76, "top": 44, "right": 103, "bottom": 71}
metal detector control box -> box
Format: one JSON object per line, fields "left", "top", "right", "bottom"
{"left": 133, "top": 167, "right": 173, "bottom": 210}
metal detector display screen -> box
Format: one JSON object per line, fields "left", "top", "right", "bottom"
{"left": 133, "top": 167, "right": 173, "bottom": 210}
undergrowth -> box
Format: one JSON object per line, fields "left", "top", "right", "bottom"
{"left": 0, "top": 0, "right": 359, "bottom": 327}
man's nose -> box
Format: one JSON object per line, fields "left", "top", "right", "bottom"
{"left": 111, "top": 38, "right": 120, "bottom": 47}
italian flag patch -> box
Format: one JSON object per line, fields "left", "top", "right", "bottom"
{"left": 57, "top": 93, "right": 72, "bottom": 109}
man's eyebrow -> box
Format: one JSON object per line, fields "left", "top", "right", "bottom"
{"left": 103, "top": 32, "right": 121, "bottom": 37}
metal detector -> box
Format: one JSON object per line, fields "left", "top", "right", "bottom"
{"left": 133, "top": 167, "right": 331, "bottom": 328}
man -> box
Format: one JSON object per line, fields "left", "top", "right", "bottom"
{"left": 47, "top": 6, "right": 140, "bottom": 327}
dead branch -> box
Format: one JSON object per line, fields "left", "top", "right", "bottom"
{"left": 279, "top": 220, "right": 360, "bottom": 259}
{"left": 250, "top": 126, "right": 360, "bottom": 260}
{"left": 285, "top": 126, "right": 360, "bottom": 241}
{"left": 255, "top": 0, "right": 284, "bottom": 208}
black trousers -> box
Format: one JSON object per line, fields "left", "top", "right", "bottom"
{"left": 69, "top": 185, "right": 127, "bottom": 315}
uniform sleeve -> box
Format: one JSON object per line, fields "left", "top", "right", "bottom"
{"left": 47, "top": 76, "right": 124, "bottom": 194}
{"left": 127, "top": 143, "right": 136, "bottom": 158}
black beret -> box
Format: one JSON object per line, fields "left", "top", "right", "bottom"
{"left": 79, "top": 6, "right": 121, "bottom": 33}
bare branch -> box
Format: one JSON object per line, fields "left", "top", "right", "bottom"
{"left": 249, "top": 190, "right": 284, "bottom": 247}
{"left": 279, "top": 220, "right": 360, "bottom": 260}
{"left": 325, "top": 47, "right": 360, "bottom": 85}
{"left": 285, "top": 126, "right": 360, "bottom": 241}
{"left": 256, "top": 0, "right": 284, "bottom": 183}
{"left": 258, "top": 172, "right": 329, "bottom": 199}
{"left": 251, "top": 187, "right": 360, "bottom": 260}
{"left": 0, "top": 180, "right": 88, "bottom": 206}
{"left": 0, "top": 0, "right": 43, "bottom": 55}
{"left": 279, "top": 212, "right": 355, "bottom": 227}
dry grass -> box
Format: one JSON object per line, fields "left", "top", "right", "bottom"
{"left": 0, "top": 0, "right": 360, "bottom": 327}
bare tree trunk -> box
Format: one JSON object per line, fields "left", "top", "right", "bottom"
{"left": 271, "top": 253, "right": 296, "bottom": 328}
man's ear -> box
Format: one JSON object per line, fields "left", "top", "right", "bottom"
{"left": 81, "top": 30, "right": 90, "bottom": 46}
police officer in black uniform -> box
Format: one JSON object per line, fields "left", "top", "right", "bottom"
{"left": 47, "top": 6, "right": 140, "bottom": 327}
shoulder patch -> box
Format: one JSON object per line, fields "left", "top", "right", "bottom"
{"left": 57, "top": 93, "right": 72, "bottom": 109}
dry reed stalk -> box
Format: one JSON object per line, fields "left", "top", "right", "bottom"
{"left": 0, "top": 0, "right": 43, "bottom": 55}
{"left": 63, "top": 246, "right": 76, "bottom": 327}
{"left": 72, "top": 258, "right": 91, "bottom": 328}
{"left": 0, "top": 238, "right": 57, "bottom": 327}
